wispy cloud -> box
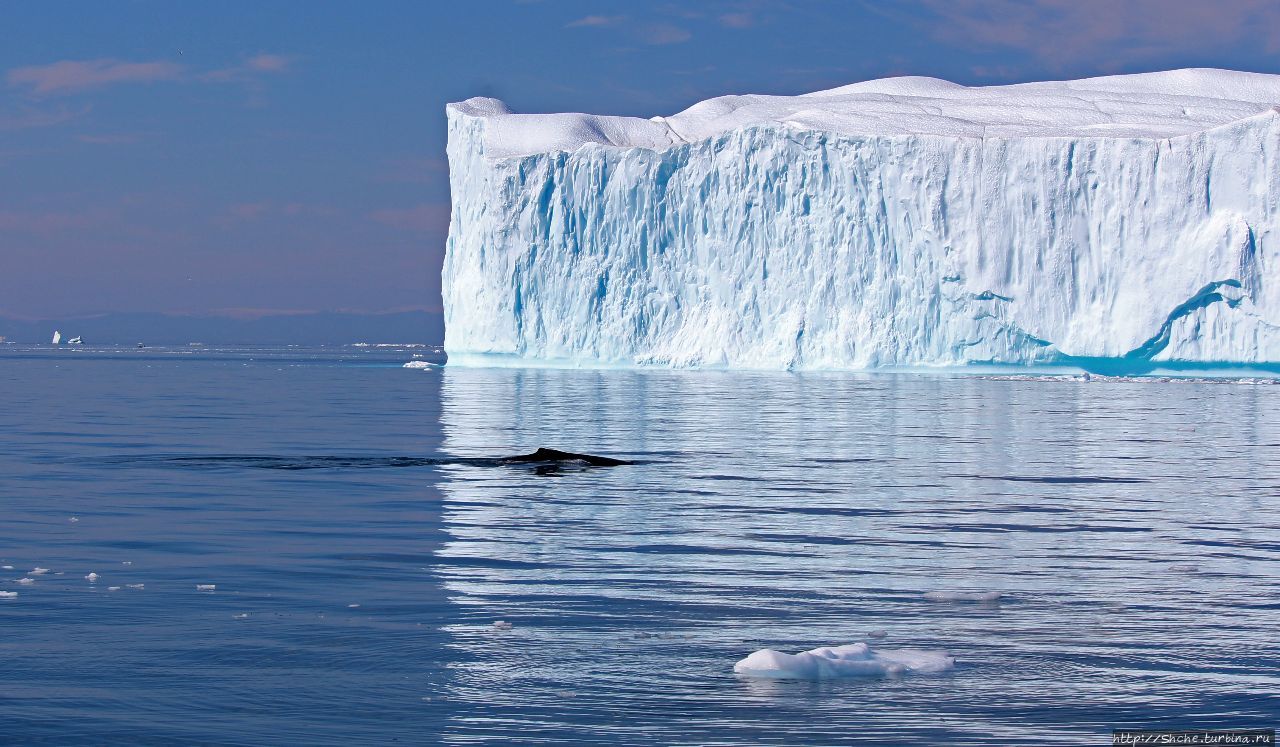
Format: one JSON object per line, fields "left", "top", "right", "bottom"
{"left": 637, "top": 23, "right": 692, "bottom": 45}
{"left": 0, "top": 103, "right": 89, "bottom": 130}
{"left": 718, "top": 12, "right": 756, "bottom": 28}
{"left": 201, "top": 53, "right": 295, "bottom": 83}
{"left": 370, "top": 203, "right": 450, "bottom": 233}
{"left": 566, "top": 14, "right": 625, "bottom": 28}
{"left": 913, "top": 0, "right": 1280, "bottom": 69}
{"left": 8, "top": 59, "right": 184, "bottom": 95}
{"left": 7, "top": 54, "right": 295, "bottom": 96}
{"left": 75, "top": 132, "right": 141, "bottom": 145}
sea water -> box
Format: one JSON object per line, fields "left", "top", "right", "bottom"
{"left": 1, "top": 345, "right": 1277, "bottom": 745}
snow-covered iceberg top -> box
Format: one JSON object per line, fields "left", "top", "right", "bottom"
{"left": 734, "top": 642, "right": 956, "bottom": 679}
{"left": 449, "top": 68, "right": 1280, "bottom": 159}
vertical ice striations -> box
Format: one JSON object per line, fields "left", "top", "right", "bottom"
{"left": 443, "top": 70, "right": 1280, "bottom": 370}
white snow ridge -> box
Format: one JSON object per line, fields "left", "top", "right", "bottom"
{"left": 734, "top": 642, "right": 955, "bottom": 679}
{"left": 443, "top": 69, "right": 1280, "bottom": 371}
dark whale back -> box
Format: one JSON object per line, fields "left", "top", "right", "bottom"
{"left": 499, "top": 448, "right": 631, "bottom": 467}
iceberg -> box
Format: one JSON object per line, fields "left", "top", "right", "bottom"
{"left": 734, "top": 642, "right": 955, "bottom": 679}
{"left": 443, "top": 69, "right": 1280, "bottom": 371}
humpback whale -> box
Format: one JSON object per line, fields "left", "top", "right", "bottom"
{"left": 499, "top": 448, "right": 632, "bottom": 467}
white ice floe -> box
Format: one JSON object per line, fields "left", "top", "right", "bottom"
{"left": 85, "top": 572, "right": 99, "bottom": 582}
{"left": 493, "top": 620, "right": 513, "bottom": 630}
{"left": 122, "top": 561, "right": 132, "bottom": 566}
{"left": 347, "top": 603, "right": 360, "bottom": 608}
{"left": 126, "top": 583, "right": 144, "bottom": 590}
{"left": 1, "top": 566, "right": 13, "bottom": 570}
{"left": 233, "top": 613, "right": 248, "bottom": 619}
{"left": 107, "top": 586, "right": 121, "bottom": 591}
{"left": 923, "top": 591, "right": 1002, "bottom": 603}
{"left": 734, "top": 642, "right": 955, "bottom": 679}
{"left": 69, "top": 517, "right": 79, "bottom": 523}
{"left": 196, "top": 584, "right": 216, "bottom": 591}
{"left": 402, "top": 361, "right": 440, "bottom": 369}
{"left": 16, "top": 578, "right": 34, "bottom": 585}
{"left": 30, "top": 568, "right": 49, "bottom": 575}
{"left": 0, "top": 591, "right": 17, "bottom": 599}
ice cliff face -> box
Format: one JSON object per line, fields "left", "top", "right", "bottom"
{"left": 443, "top": 69, "right": 1280, "bottom": 370}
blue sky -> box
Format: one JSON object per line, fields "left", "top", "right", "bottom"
{"left": 4, "top": 0, "right": 1279, "bottom": 318}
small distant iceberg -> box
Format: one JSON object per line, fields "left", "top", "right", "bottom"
{"left": 734, "top": 642, "right": 955, "bottom": 679}
{"left": 51, "top": 330, "right": 61, "bottom": 345}
{"left": 403, "top": 360, "right": 441, "bottom": 369}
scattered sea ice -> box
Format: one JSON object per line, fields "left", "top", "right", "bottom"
{"left": 1, "top": 565, "right": 13, "bottom": 570}
{"left": 122, "top": 561, "right": 132, "bottom": 566}
{"left": 493, "top": 620, "right": 513, "bottom": 630}
{"left": 85, "top": 573, "right": 99, "bottom": 582}
{"left": 923, "top": 591, "right": 1001, "bottom": 603}
{"left": 126, "top": 583, "right": 144, "bottom": 590}
{"left": 735, "top": 642, "right": 955, "bottom": 679}
{"left": 31, "top": 568, "right": 49, "bottom": 575}
{"left": 196, "top": 584, "right": 216, "bottom": 591}
{"left": 0, "top": 591, "right": 17, "bottom": 599}
{"left": 107, "top": 586, "right": 121, "bottom": 591}
{"left": 233, "top": 613, "right": 249, "bottom": 619}
{"left": 17, "top": 578, "right": 34, "bottom": 585}
{"left": 69, "top": 517, "right": 79, "bottom": 523}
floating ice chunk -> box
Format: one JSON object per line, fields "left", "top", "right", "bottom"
{"left": 0, "top": 591, "right": 17, "bottom": 599}
{"left": 923, "top": 591, "right": 1002, "bottom": 603}
{"left": 107, "top": 586, "right": 121, "bottom": 591}
{"left": 122, "top": 561, "right": 132, "bottom": 566}
{"left": 85, "top": 572, "right": 99, "bottom": 582}
{"left": 196, "top": 584, "right": 216, "bottom": 591}
{"left": 1, "top": 566, "right": 13, "bottom": 570}
{"left": 233, "top": 613, "right": 248, "bottom": 619}
{"left": 403, "top": 361, "right": 440, "bottom": 369}
{"left": 126, "top": 583, "right": 144, "bottom": 590}
{"left": 493, "top": 620, "right": 513, "bottom": 630}
{"left": 16, "top": 578, "right": 34, "bottom": 585}
{"left": 734, "top": 642, "right": 955, "bottom": 679}
{"left": 69, "top": 517, "right": 79, "bottom": 523}
{"left": 347, "top": 603, "right": 360, "bottom": 608}
{"left": 30, "top": 568, "right": 49, "bottom": 575}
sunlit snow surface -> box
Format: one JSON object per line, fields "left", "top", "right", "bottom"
{"left": 1, "top": 346, "right": 1278, "bottom": 744}
{"left": 445, "top": 69, "right": 1280, "bottom": 370}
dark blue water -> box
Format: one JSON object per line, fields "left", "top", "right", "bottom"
{"left": 2, "top": 345, "right": 1278, "bottom": 745}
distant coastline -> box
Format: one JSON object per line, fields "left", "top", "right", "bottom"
{"left": 0, "top": 310, "right": 443, "bottom": 346}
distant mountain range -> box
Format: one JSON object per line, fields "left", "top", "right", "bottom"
{"left": 0, "top": 311, "right": 444, "bottom": 346}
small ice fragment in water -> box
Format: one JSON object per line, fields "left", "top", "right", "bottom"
{"left": 196, "top": 584, "right": 216, "bottom": 591}
{"left": 734, "top": 642, "right": 955, "bottom": 679}
{"left": 122, "top": 561, "right": 132, "bottom": 566}
{"left": 85, "top": 573, "right": 99, "bottom": 582}
{"left": 31, "top": 568, "right": 49, "bottom": 575}
{"left": 107, "top": 586, "right": 121, "bottom": 591}
{"left": 493, "top": 620, "right": 513, "bottom": 630}
{"left": 922, "top": 591, "right": 1001, "bottom": 603}
{"left": 233, "top": 613, "right": 248, "bottom": 619}
{"left": 868, "top": 630, "right": 888, "bottom": 639}
{"left": 347, "top": 604, "right": 360, "bottom": 608}
{"left": 126, "top": 583, "right": 144, "bottom": 590}
{"left": 0, "top": 591, "right": 17, "bottom": 599}
{"left": 69, "top": 517, "right": 79, "bottom": 523}
{"left": 1, "top": 566, "right": 13, "bottom": 570}
{"left": 403, "top": 361, "right": 440, "bottom": 369}
{"left": 17, "top": 578, "right": 34, "bottom": 585}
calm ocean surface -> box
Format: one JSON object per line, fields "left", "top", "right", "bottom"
{"left": 1, "top": 345, "right": 1278, "bottom": 745}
